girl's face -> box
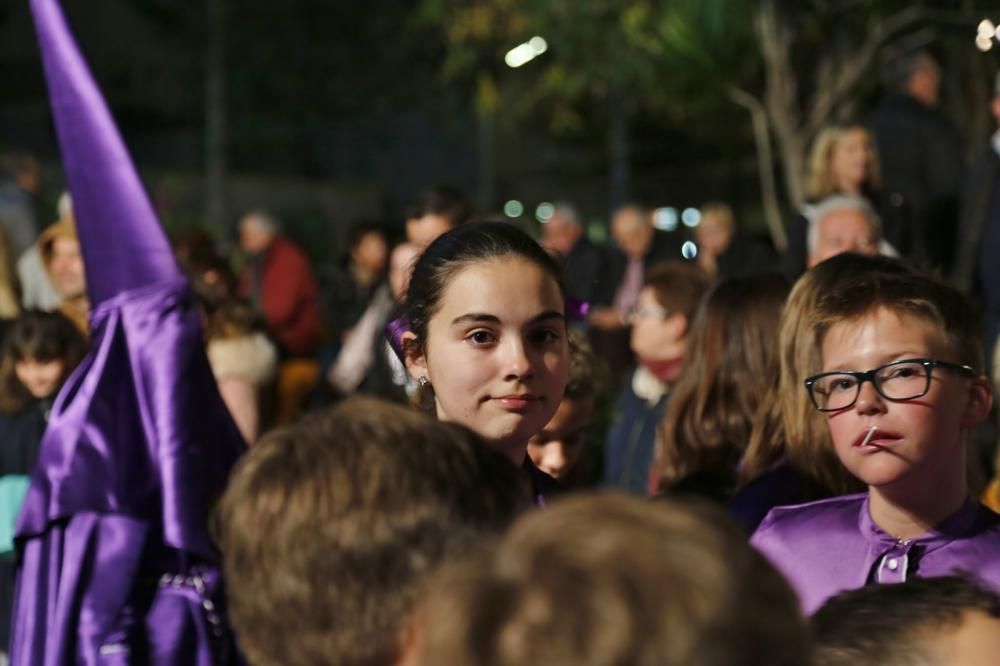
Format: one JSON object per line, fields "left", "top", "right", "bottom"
{"left": 406, "top": 257, "right": 569, "bottom": 463}
{"left": 831, "top": 128, "right": 872, "bottom": 191}
{"left": 15, "top": 357, "right": 65, "bottom": 399}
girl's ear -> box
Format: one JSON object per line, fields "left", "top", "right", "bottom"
{"left": 401, "top": 332, "right": 427, "bottom": 379}
{"left": 961, "top": 376, "right": 993, "bottom": 428}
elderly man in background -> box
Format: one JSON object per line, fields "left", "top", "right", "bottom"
{"left": 806, "top": 194, "right": 890, "bottom": 268}
{"left": 589, "top": 203, "right": 684, "bottom": 331}
{"left": 238, "top": 210, "right": 321, "bottom": 358}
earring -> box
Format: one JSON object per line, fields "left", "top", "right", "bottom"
{"left": 418, "top": 376, "right": 429, "bottom": 387}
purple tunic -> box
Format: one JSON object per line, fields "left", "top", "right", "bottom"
{"left": 13, "top": 1, "right": 246, "bottom": 663}
{"left": 751, "top": 493, "right": 1000, "bottom": 615}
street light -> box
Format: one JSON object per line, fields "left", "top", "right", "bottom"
{"left": 505, "top": 36, "right": 548, "bottom": 68}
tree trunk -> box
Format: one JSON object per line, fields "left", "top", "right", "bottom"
{"left": 205, "top": 0, "right": 227, "bottom": 239}
{"left": 608, "top": 80, "right": 630, "bottom": 212}
{"left": 476, "top": 73, "right": 498, "bottom": 214}
{"left": 729, "top": 87, "right": 787, "bottom": 252}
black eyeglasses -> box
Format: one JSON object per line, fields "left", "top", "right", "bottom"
{"left": 804, "top": 358, "right": 977, "bottom": 412}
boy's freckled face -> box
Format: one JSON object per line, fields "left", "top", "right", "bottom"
{"left": 820, "top": 307, "right": 976, "bottom": 491}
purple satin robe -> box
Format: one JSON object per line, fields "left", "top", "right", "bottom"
{"left": 751, "top": 493, "right": 1000, "bottom": 615}
{"left": 14, "top": 1, "right": 247, "bottom": 663}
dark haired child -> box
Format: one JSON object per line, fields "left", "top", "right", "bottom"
{"left": 398, "top": 221, "right": 570, "bottom": 504}
{"left": 0, "top": 310, "right": 87, "bottom": 648}
{"left": 752, "top": 258, "right": 1000, "bottom": 614}
{"left": 602, "top": 260, "right": 711, "bottom": 494}
{"left": 526, "top": 329, "right": 605, "bottom": 486}
{"left": 812, "top": 576, "right": 1000, "bottom": 666}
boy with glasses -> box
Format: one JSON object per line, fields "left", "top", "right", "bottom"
{"left": 751, "top": 255, "right": 1000, "bottom": 614}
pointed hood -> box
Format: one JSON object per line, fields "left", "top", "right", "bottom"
{"left": 30, "top": 0, "right": 182, "bottom": 307}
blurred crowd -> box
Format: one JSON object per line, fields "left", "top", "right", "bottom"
{"left": 2, "top": 47, "right": 1000, "bottom": 665}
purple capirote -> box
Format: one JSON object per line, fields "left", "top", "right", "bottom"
{"left": 751, "top": 492, "right": 1000, "bottom": 615}
{"left": 12, "top": 1, "right": 246, "bottom": 663}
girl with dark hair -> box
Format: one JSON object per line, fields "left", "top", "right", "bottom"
{"left": 396, "top": 222, "right": 570, "bottom": 502}
{"left": 0, "top": 310, "right": 87, "bottom": 647}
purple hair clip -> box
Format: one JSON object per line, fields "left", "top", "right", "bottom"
{"left": 566, "top": 296, "right": 590, "bottom": 321}
{"left": 385, "top": 315, "right": 411, "bottom": 362}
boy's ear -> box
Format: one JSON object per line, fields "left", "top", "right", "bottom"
{"left": 401, "top": 331, "right": 427, "bottom": 379}
{"left": 961, "top": 376, "right": 993, "bottom": 428}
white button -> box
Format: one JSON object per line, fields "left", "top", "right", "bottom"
{"left": 887, "top": 558, "right": 899, "bottom": 571}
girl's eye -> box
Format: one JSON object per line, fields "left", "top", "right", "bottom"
{"left": 468, "top": 330, "right": 495, "bottom": 345}
{"left": 530, "top": 328, "right": 561, "bottom": 345}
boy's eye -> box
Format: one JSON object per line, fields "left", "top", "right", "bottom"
{"left": 828, "top": 377, "right": 857, "bottom": 393}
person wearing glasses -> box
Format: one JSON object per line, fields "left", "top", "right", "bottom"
{"left": 751, "top": 256, "right": 1000, "bottom": 615}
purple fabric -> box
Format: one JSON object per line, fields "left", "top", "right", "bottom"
{"left": 14, "top": 1, "right": 246, "bottom": 663}
{"left": 751, "top": 493, "right": 1000, "bottom": 615}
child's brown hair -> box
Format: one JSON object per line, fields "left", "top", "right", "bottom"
{"left": 213, "top": 396, "right": 530, "bottom": 666}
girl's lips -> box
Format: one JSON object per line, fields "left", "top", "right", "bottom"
{"left": 494, "top": 394, "right": 540, "bottom": 411}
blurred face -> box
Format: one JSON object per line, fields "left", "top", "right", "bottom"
{"left": 629, "top": 287, "right": 686, "bottom": 363}
{"left": 406, "top": 214, "right": 454, "bottom": 249}
{"left": 239, "top": 218, "right": 274, "bottom": 256}
{"left": 406, "top": 257, "right": 569, "bottom": 463}
{"left": 542, "top": 215, "right": 581, "bottom": 256}
{"left": 15, "top": 357, "right": 65, "bottom": 399}
{"left": 695, "top": 211, "right": 733, "bottom": 258}
{"left": 353, "top": 232, "right": 388, "bottom": 276}
{"left": 48, "top": 236, "right": 86, "bottom": 299}
{"left": 928, "top": 610, "right": 1000, "bottom": 666}
{"left": 389, "top": 243, "right": 421, "bottom": 301}
{"left": 808, "top": 209, "right": 879, "bottom": 267}
{"left": 612, "top": 209, "right": 653, "bottom": 259}
{"left": 831, "top": 128, "right": 872, "bottom": 192}
{"left": 819, "top": 308, "right": 989, "bottom": 495}
{"left": 527, "top": 396, "right": 594, "bottom": 481}
{"left": 910, "top": 61, "right": 941, "bottom": 108}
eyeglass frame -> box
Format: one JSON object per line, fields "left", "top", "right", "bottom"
{"left": 803, "top": 358, "right": 978, "bottom": 412}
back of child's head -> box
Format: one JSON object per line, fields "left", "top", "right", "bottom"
{"left": 0, "top": 310, "right": 87, "bottom": 413}
{"left": 741, "top": 253, "right": 921, "bottom": 493}
{"left": 414, "top": 493, "right": 810, "bottom": 666}
{"left": 401, "top": 221, "right": 565, "bottom": 361}
{"left": 659, "top": 274, "right": 790, "bottom": 488}
{"left": 812, "top": 576, "right": 1000, "bottom": 666}
{"left": 811, "top": 257, "right": 983, "bottom": 371}
{"left": 641, "top": 260, "right": 712, "bottom": 324}
{"left": 213, "top": 396, "right": 531, "bottom": 666}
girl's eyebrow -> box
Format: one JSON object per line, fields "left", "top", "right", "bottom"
{"left": 450, "top": 310, "right": 565, "bottom": 326}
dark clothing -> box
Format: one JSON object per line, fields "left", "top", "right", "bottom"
{"left": 0, "top": 400, "right": 49, "bottom": 649}
{"left": 602, "top": 368, "right": 668, "bottom": 495}
{"left": 318, "top": 262, "right": 385, "bottom": 343}
{"left": 868, "top": 93, "right": 964, "bottom": 272}
{"left": 560, "top": 236, "right": 611, "bottom": 306}
{"left": 238, "top": 235, "right": 322, "bottom": 357}
{"left": 713, "top": 234, "right": 778, "bottom": 280}
{"left": 524, "top": 457, "right": 562, "bottom": 507}
{"left": 728, "top": 463, "right": 811, "bottom": 533}
{"left": 955, "top": 146, "right": 1000, "bottom": 296}
{"left": 604, "top": 230, "right": 686, "bottom": 305}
